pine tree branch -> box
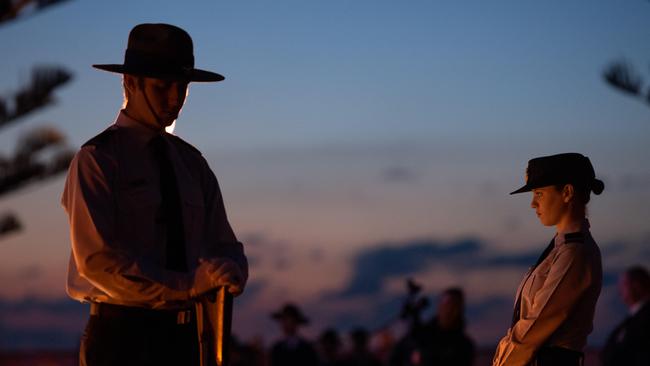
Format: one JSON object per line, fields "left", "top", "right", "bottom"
{"left": 0, "top": 212, "right": 21, "bottom": 238}
{"left": 0, "top": 65, "right": 73, "bottom": 130}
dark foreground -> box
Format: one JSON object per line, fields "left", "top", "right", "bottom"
{"left": 0, "top": 348, "right": 603, "bottom": 366}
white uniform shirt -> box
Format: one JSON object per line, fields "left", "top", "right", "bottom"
{"left": 62, "top": 111, "right": 247, "bottom": 309}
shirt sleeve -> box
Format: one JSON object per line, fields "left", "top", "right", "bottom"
{"left": 63, "top": 147, "right": 189, "bottom": 305}
{"left": 200, "top": 156, "right": 248, "bottom": 282}
{"left": 492, "top": 243, "right": 594, "bottom": 366}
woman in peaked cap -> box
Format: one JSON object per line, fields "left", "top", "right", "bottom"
{"left": 493, "top": 153, "right": 604, "bottom": 366}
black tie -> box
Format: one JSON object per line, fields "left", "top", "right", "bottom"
{"left": 511, "top": 237, "right": 555, "bottom": 327}
{"left": 151, "top": 134, "right": 187, "bottom": 272}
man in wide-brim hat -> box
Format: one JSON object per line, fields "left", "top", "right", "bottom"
{"left": 271, "top": 303, "right": 310, "bottom": 324}
{"left": 62, "top": 23, "right": 248, "bottom": 366}
{"left": 270, "top": 303, "right": 319, "bottom": 366}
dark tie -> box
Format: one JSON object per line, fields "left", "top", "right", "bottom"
{"left": 511, "top": 238, "right": 555, "bottom": 327}
{"left": 151, "top": 134, "right": 188, "bottom": 272}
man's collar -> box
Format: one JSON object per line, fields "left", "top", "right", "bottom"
{"left": 114, "top": 110, "right": 165, "bottom": 144}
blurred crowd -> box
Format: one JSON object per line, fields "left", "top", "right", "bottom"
{"left": 229, "top": 286, "right": 474, "bottom": 366}
{"left": 228, "top": 265, "right": 649, "bottom": 366}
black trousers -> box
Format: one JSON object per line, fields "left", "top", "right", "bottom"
{"left": 79, "top": 303, "right": 199, "bottom": 366}
{"left": 531, "top": 347, "right": 584, "bottom": 366}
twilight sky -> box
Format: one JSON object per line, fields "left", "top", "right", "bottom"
{"left": 0, "top": 0, "right": 649, "bottom": 350}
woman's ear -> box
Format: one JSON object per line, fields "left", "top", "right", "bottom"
{"left": 562, "top": 184, "right": 575, "bottom": 203}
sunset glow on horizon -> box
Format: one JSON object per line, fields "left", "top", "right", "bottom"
{"left": 1, "top": 0, "right": 649, "bottom": 353}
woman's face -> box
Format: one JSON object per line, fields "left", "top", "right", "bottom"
{"left": 530, "top": 185, "right": 570, "bottom": 227}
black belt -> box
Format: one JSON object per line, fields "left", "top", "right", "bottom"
{"left": 90, "top": 302, "right": 193, "bottom": 325}
{"left": 532, "top": 346, "right": 584, "bottom": 366}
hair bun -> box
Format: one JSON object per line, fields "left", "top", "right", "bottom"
{"left": 591, "top": 179, "right": 604, "bottom": 195}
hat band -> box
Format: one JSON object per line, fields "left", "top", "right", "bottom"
{"left": 123, "top": 49, "right": 195, "bottom": 77}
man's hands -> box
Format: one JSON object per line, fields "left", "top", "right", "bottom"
{"left": 190, "top": 258, "right": 246, "bottom": 298}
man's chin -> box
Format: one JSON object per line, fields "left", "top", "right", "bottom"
{"left": 158, "top": 117, "right": 177, "bottom": 128}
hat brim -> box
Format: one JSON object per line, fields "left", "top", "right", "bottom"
{"left": 510, "top": 179, "right": 560, "bottom": 195}
{"left": 92, "top": 64, "right": 224, "bottom": 82}
{"left": 510, "top": 184, "right": 532, "bottom": 195}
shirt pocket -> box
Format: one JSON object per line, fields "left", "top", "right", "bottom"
{"left": 527, "top": 268, "right": 550, "bottom": 307}
{"left": 181, "top": 188, "right": 205, "bottom": 245}
{"left": 115, "top": 179, "right": 160, "bottom": 250}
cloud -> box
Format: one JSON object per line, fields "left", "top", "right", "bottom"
{"left": 331, "top": 236, "right": 643, "bottom": 302}
{"left": 501, "top": 215, "right": 524, "bottom": 232}
{"left": 331, "top": 295, "right": 405, "bottom": 332}
{"left": 1, "top": 238, "right": 645, "bottom": 350}
{"left": 14, "top": 265, "right": 43, "bottom": 281}
{"left": 240, "top": 232, "right": 267, "bottom": 247}
{"left": 618, "top": 173, "right": 650, "bottom": 192}
{"left": 466, "top": 295, "right": 514, "bottom": 320}
{"left": 318, "top": 236, "right": 647, "bottom": 347}
{"left": 600, "top": 242, "right": 628, "bottom": 257}
{"left": 274, "top": 257, "right": 291, "bottom": 271}
{"left": 381, "top": 166, "right": 417, "bottom": 183}
{"left": 235, "top": 280, "right": 266, "bottom": 307}
{"left": 331, "top": 239, "right": 481, "bottom": 298}
{"left": 482, "top": 252, "right": 540, "bottom": 267}
{"left": 309, "top": 248, "right": 325, "bottom": 263}
{"left": 0, "top": 297, "right": 86, "bottom": 350}
{"left": 239, "top": 231, "right": 296, "bottom": 271}
{"left": 328, "top": 238, "right": 547, "bottom": 301}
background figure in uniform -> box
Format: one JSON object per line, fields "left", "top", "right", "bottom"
{"left": 345, "top": 328, "right": 383, "bottom": 366}
{"left": 318, "top": 328, "right": 346, "bottom": 366}
{"left": 62, "top": 23, "right": 248, "bottom": 366}
{"left": 270, "top": 303, "right": 319, "bottom": 366}
{"left": 601, "top": 266, "right": 650, "bottom": 366}
{"left": 419, "top": 287, "right": 475, "bottom": 366}
{"left": 492, "top": 153, "right": 604, "bottom": 366}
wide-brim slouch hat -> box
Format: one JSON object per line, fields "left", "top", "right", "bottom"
{"left": 510, "top": 152, "right": 605, "bottom": 195}
{"left": 271, "top": 303, "right": 310, "bottom": 324}
{"left": 93, "top": 23, "right": 224, "bottom": 82}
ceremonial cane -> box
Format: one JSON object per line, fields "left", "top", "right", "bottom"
{"left": 198, "top": 286, "right": 233, "bottom": 366}
{"left": 213, "top": 286, "right": 233, "bottom": 366}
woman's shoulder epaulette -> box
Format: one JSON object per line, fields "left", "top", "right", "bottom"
{"left": 564, "top": 232, "right": 585, "bottom": 244}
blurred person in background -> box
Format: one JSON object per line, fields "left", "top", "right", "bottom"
{"left": 601, "top": 266, "right": 650, "bottom": 366}
{"left": 270, "top": 303, "right": 319, "bottom": 366}
{"left": 318, "top": 328, "right": 346, "bottom": 366}
{"left": 374, "top": 328, "right": 396, "bottom": 365}
{"left": 493, "top": 153, "right": 604, "bottom": 366}
{"left": 229, "top": 334, "right": 266, "bottom": 366}
{"left": 345, "top": 327, "right": 383, "bottom": 366}
{"left": 419, "top": 287, "right": 475, "bottom": 366}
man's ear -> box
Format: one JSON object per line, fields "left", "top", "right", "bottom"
{"left": 123, "top": 75, "right": 136, "bottom": 95}
{"left": 562, "top": 184, "right": 575, "bottom": 203}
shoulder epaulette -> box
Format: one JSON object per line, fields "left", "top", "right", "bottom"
{"left": 82, "top": 126, "right": 119, "bottom": 148}
{"left": 564, "top": 232, "right": 585, "bottom": 244}
{"left": 167, "top": 134, "right": 202, "bottom": 156}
